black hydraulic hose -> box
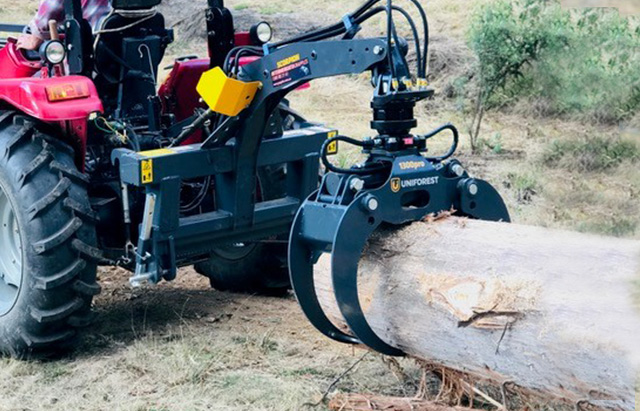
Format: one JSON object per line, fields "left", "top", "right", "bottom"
{"left": 223, "top": 46, "right": 262, "bottom": 75}
{"left": 232, "top": 47, "right": 263, "bottom": 75}
{"left": 356, "top": 6, "right": 421, "bottom": 78}
{"left": 404, "top": 0, "right": 429, "bottom": 77}
{"left": 266, "top": 0, "right": 428, "bottom": 78}
{"left": 423, "top": 123, "right": 459, "bottom": 162}
{"left": 391, "top": 17, "right": 411, "bottom": 77}
{"left": 386, "top": 0, "right": 396, "bottom": 80}
{"left": 124, "top": 125, "right": 141, "bottom": 152}
{"left": 321, "top": 136, "right": 388, "bottom": 176}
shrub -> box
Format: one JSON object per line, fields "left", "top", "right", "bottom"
{"left": 466, "top": 0, "right": 570, "bottom": 152}
{"left": 507, "top": 7, "right": 640, "bottom": 123}
{"left": 542, "top": 135, "right": 639, "bottom": 172}
{"left": 504, "top": 172, "right": 540, "bottom": 203}
{"left": 465, "top": 0, "right": 640, "bottom": 148}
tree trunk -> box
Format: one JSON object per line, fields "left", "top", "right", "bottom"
{"left": 314, "top": 218, "right": 640, "bottom": 410}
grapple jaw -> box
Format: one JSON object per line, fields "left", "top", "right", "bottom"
{"left": 289, "top": 150, "right": 510, "bottom": 356}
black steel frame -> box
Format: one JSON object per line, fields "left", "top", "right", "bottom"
{"left": 113, "top": 37, "right": 389, "bottom": 285}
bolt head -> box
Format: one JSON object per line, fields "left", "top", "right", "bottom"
{"left": 373, "top": 45, "right": 384, "bottom": 55}
{"left": 451, "top": 164, "right": 465, "bottom": 177}
{"left": 468, "top": 183, "right": 479, "bottom": 196}
{"left": 350, "top": 178, "right": 365, "bottom": 192}
{"left": 367, "top": 197, "right": 379, "bottom": 211}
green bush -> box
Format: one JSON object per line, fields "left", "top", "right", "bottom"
{"left": 465, "top": 0, "right": 570, "bottom": 151}
{"left": 542, "top": 135, "right": 639, "bottom": 171}
{"left": 466, "top": 0, "right": 640, "bottom": 127}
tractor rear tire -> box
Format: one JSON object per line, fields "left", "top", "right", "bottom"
{"left": 194, "top": 164, "right": 290, "bottom": 296}
{"left": 0, "top": 113, "right": 100, "bottom": 357}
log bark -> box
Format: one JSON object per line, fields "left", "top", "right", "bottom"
{"left": 314, "top": 218, "right": 640, "bottom": 410}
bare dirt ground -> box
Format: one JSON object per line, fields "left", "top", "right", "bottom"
{"left": 0, "top": 0, "right": 638, "bottom": 410}
{"left": 0, "top": 267, "right": 423, "bottom": 410}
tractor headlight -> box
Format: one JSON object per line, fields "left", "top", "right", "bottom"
{"left": 40, "top": 40, "right": 66, "bottom": 65}
{"left": 250, "top": 22, "right": 273, "bottom": 44}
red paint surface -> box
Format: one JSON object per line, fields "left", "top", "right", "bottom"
{"left": 0, "top": 40, "right": 41, "bottom": 79}
{"left": 0, "top": 75, "right": 103, "bottom": 121}
{"left": 159, "top": 58, "right": 209, "bottom": 144}
{"left": 234, "top": 32, "right": 251, "bottom": 46}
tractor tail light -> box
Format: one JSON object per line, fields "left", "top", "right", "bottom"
{"left": 46, "top": 82, "right": 90, "bottom": 102}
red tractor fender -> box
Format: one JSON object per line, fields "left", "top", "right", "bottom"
{"left": 0, "top": 40, "right": 103, "bottom": 167}
{"left": 0, "top": 74, "right": 103, "bottom": 168}
{"left": 0, "top": 76, "right": 103, "bottom": 121}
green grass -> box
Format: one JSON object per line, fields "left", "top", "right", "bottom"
{"left": 576, "top": 217, "right": 638, "bottom": 238}
{"left": 505, "top": 172, "right": 540, "bottom": 204}
{"left": 542, "top": 135, "right": 639, "bottom": 172}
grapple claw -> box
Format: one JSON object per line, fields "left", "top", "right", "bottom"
{"left": 289, "top": 153, "right": 510, "bottom": 357}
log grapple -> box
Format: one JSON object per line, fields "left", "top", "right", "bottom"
{"left": 286, "top": 35, "right": 510, "bottom": 357}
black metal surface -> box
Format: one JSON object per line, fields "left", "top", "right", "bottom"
{"left": 0, "top": 24, "right": 25, "bottom": 33}
{"left": 114, "top": 125, "right": 331, "bottom": 283}
{"left": 206, "top": 0, "right": 234, "bottom": 69}
{"left": 111, "top": 0, "right": 162, "bottom": 9}
{"left": 64, "top": 0, "right": 93, "bottom": 75}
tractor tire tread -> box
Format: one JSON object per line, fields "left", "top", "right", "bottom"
{"left": 64, "top": 197, "right": 98, "bottom": 223}
{"left": 27, "top": 177, "right": 72, "bottom": 220}
{"left": 32, "top": 217, "right": 83, "bottom": 255}
{"left": 36, "top": 132, "right": 76, "bottom": 158}
{"left": 33, "top": 259, "right": 87, "bottom": 291}
{"left": 50, "top": 160, "right": 90, "bottom": 185}
{"left": 29, "top": 298, "right": 84, "bottom": 324}
{"left": 71, "top": 239, "right": 109, "bottom": 264}
{"left": 4, "top": 122, "right": 33, "bottom": 159}
{"left": 20, "top": 329, "right": 75, "bottom": 349}
{"left": 18, "top": 142, "right": 53, "bottom": 187}
{"left": 72, "top": 280, "right": 102, "bottom": 297}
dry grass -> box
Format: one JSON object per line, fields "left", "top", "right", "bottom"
{"left": 0, "top": 0, "right": 638, "bottom": 410}
{"left": 562, "top": 0, "right": 640, "bottom": 15}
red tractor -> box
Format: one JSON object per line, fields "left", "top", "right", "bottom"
{"left": 0, "top": 0, "right": 302, "bottom": 356}
{"left": 0, "top": 0, "right": 509, "bottom": 358}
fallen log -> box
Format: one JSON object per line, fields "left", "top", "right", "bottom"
{"left": 313, "top": 218, "right": 640, "bottom": 410}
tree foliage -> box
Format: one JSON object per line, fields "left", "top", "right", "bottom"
{"left": 466, "top": 0, "right": 640, "bottom": 151}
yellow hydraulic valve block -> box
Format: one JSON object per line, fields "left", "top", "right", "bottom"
{"left": 196, "top": 67, "right": 262, "bottom": 117}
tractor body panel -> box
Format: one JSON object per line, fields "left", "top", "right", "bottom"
{"left": 0, "top": 40, "right": 41, "bottom": 79}
{"left": 0, "top": 75, "right": 102, "bottom": 122}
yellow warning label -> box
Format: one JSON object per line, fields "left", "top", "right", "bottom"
{"left": 327, "top": 141, "right": 338, "bottom": 155}
{"left": 326, "top": 131, "right": 339, "bottom": 155}
{"left": 141, "top": 159, "right": 153, "bottom": 184}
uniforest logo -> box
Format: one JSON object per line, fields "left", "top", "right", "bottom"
{"left": 391, "top": 177, "right": 439, "bottom": 193}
